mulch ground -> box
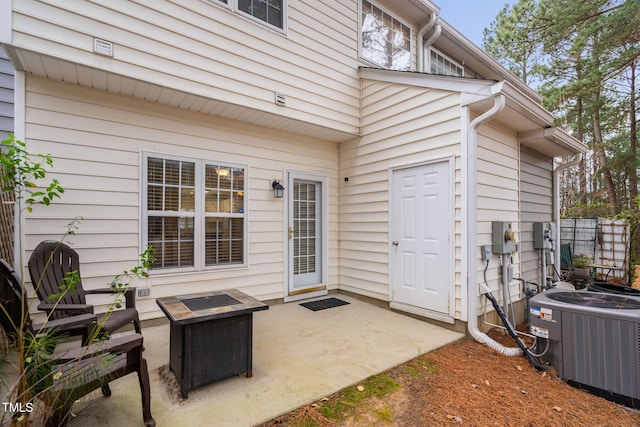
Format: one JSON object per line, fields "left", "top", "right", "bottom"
{"left": 259, "top": 269, "right": 640, "bottom": 426}
{"left": 260, "top": 331, "right": 640, "bottom": 426}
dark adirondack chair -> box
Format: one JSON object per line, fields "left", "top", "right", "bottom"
{"left": 28, "top": 240, "right": 141, "bottom": 335}
{"left": 0, "top": 258, "right": 155, "bottom": 427}
{"left": 0, "top": 259, "right": 98, "bottom": 347}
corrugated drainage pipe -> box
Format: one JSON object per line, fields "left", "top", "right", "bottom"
{"left": 466, "top": 94, "right": 523, "bottom": 357}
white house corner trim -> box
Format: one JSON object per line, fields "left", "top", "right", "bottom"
{"left": 13, "top": 71, "right": 26, "bottom": 273}
{"left": 459, "top": 106, "right": 470, "bottom": 323}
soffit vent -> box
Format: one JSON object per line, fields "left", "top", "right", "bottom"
{"left": 274, "top": 92, "right": 286, "bottom": 106}
{"left": 93, "top": 38, "right": 114, "bottom": 57}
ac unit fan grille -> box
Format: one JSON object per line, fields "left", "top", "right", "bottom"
{"left": 546, "top": 291, "right": 640, "bottom": 309}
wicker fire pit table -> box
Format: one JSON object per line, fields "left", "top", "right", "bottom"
{"left": 156, "top": 289, "right": 268, "bottom": 398}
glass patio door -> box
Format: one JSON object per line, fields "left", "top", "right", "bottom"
{"left": 287, "top": 172, "right": 326, "bottom": 295}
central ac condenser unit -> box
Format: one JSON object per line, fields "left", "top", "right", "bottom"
{"left": 529, "top": 290, "right": 640, "bottom": 407}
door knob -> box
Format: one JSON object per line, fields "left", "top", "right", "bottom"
{"left": 392, "top": 241, "right": 399, "bottom": 246}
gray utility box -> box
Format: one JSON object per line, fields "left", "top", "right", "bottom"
{"left": 492, "top": 221, "right": 515, "bottom": 254}
{"left": 533, "top": 222, "right": 555, "bottom": 250}
{"left": 529, "top": 290, "right": 640, "bottom": 407}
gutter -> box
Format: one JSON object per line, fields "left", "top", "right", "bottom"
{"left": 465, "top": 92, "right": 524, "bottom": 357}
{"left": 436, "top": 18, "right": 543, "bottom": 104}
{"left": 490, "top": 81, "right": 554, "bottom": 126}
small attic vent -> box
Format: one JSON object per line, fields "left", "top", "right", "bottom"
{"left": 274, "top": 92, "right": 286, "bottom": 106}
{"left": 93, "top": 38, "right": 114, "bottom": 57}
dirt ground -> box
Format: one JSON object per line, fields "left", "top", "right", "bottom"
{"left": 259, "top": 269, "right": 640, "bottom": 427}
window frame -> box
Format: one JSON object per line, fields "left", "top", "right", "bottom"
{"left": 428, "top": 48, "right": 465, "bottom": 77}
{"left": 359, "top": 0, "right": 412, "bottom": 71}
{"left": 207, "top": 0, "right": 287, "bottom": 32}
{"left": 141, "top": 152, "right": 249, "bottom": 274}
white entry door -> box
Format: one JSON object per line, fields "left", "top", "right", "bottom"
{"left": 287, "top": 172, "right": 327, "bottom": 296}
{"left": 391, "top": 161, "right": 451, "bottom": 315}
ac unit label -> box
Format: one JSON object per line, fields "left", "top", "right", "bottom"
{"left": 530, "top": 325, "right": 549, "bottom": 339}
{"left": 530, "top": 306, "right": 553, "bottom": 321}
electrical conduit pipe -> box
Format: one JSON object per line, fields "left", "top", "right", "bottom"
{"left": 466, "top": 93, "right": 523, "bottom": 357}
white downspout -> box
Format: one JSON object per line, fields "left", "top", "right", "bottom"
{"left": 424, "top": 23, "right": 441, "bottom": 51}
{"left": 553, "top": 153, "right": 583, "bottom": 269}
{"left": 466, "top": 93, "right": 523, "bottom": 357}
{"left": 417, "top": 13, "right": 439, "bottom": 73}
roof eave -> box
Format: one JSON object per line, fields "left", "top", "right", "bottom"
{"left": 493, "top": 81, "right": 554, "bottom": 126}
{"left": 413, "top": 0, "right": 440, "bottom": 14}
{"left": 435, "top": 19, "right": 543, "bottom": 104}
{"left": 520, "top": 127, "right": 587, "bottom": 157}
{"left": 359, "top": 67, "right": 495, "bottom": 95}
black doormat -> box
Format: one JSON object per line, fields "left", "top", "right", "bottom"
{"left": 299, "top": 297, "right": 350, "bottom": 312}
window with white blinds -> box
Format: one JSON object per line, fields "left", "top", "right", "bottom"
{"left": 147, "top": 157, "right": 196, "bottom": 269}
{"left": 293, "top": 181, "right": 318, "bottom": 275}
{"left": 144, "top": 154, "right": 246, "bottom": 271}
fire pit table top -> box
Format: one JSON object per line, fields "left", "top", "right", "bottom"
{"left": 156, "top": 289, "right": 268, "bottom": 325}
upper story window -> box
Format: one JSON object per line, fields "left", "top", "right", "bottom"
{"left": 213, "top": 0, "right": 284, "bottom": 30}
{"left": 429, "top": 49, "right": 464, "bottom": 77}
{"left": 144, "top": 153, "right": 247, "bottom": 271}
{"left": 360, "top": 0, "right": 411, "bottom": 71}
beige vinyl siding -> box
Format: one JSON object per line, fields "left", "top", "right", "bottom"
{"left": 23, "top": 76, "right": 339, "bottom": 320}
{"left": 11, "top": 0, "right": 361, "bottom": 134}
{"left": 0, "top": 49, "right": 13, "bottom": 139}
{"left": 340, "top": 79, "right": 462, "bottom": 309}
{"left": 520, "top": 147, "right": 553, "bottom": 286}
{"left": 475, "top": 123, "right": 521, "bottom": 313}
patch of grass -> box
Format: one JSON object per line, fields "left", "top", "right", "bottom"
{"left": 374, "top": 407, "right": 394, "bottom": 423}
{"left": 404, "top": 358, "right": 440, "bottom": 377}
{"left": 319, "top": 374, "right": 400, "bottom": 420}
{"left": 404, "top": 364, "right": 419, "bottom": 377}
{"left": 417, "top": 358, "right": 440, "bottom": 374}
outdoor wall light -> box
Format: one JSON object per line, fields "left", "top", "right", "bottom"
{"left": 272, "top": 180, "right": 285, "bottom": 198}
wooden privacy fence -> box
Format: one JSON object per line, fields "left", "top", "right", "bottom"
{"left": 0, "top": 188, "right": 13, "bottom": 266}
{"left": 560, "top": 218, "right": 630, "bottom": 285}
{"left": 596, "top": 219, "right": 629, "bottom": 284}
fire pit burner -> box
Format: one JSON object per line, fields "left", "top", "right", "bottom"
{"left": 180, "top": 294, "right": 241, "bottom": 311}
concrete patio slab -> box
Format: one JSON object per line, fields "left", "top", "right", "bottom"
{"left": 67, "top": 293, "right": 464, "bottom": 427}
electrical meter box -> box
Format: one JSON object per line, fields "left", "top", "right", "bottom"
{"left": 492, "top": 221, "right": 515, "bottom": 254}
{"left": 533, "top": 222, "right": 556, "bottom": 249}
